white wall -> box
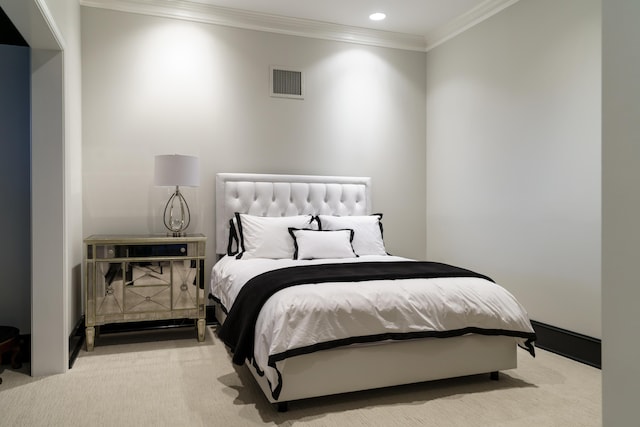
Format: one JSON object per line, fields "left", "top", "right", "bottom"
{"left": 35, "top": 0, "right": 82, "bottom": 375}
{"left": 602, "top": 0, "right": 640, "bottom": 424}
{"left": 426, "top": 0, "right": 601, "bottom": 338}
{"left": 1, "top": 0, "right": 83, "bottom": 375}
{"left": 31, "top": 47, "right": 66, "bottom": 374}
{"left": 81, "top": 7, "right": 427, "bottom": 276}
{"left": 42, "top": 0, "right": 84, "bottom": 347}
{"left": 0, "top": 44, "right": 31, "bottom": 333}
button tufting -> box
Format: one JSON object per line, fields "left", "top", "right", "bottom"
{"left": 217, "top": 176, "right": 370, "bottom": 254}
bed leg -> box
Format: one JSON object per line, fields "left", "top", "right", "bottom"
{"left": 490, "top": 371, "right": 499, "bottom": 381}
{"left": 276, "top": 402, "right": 289, "bottom": 412}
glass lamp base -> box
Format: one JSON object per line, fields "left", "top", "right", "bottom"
{"left": 162, "top": 186, "right": 191, "bottom": 236}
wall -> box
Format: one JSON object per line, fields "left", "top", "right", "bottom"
{"left": 426, "top": 0, "right": 601, "bottom": 338}
{"left": 31, "top": 47, "right": 66, "bottom": 374}
{"left": 1, "top": 0, "right": 83, "bottom": 375}
{"left": 41, "top": 0, "right": 84, "bottom": 353}
{"left": 0, "top": 44, "right": 31, "bottom": 333}
{"left": 81, "top": 7, "right": 427, "bottom": 276}
{"left": 33, "top": 0, "right": 82, "bottom": 375}
{"left": 602, "top": 0, "right": 640, "bottom": 424}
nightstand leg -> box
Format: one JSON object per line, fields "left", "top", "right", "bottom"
{"left": 197, "top": 319, "right": 205, "bottom": 342}
{"left": 86, "top": 327, "right": 95, "bottom": 351}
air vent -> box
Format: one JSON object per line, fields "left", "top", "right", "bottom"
{"left": 270, "top": 66, "right": 304, "bottom": 99}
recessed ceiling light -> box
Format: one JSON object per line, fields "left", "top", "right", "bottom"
{"left": 369, "top": 12, "right": 386, "bottom": 21}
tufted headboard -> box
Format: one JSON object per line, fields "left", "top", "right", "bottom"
{"left": 215, "top": 173, "right": 372, "bottom": 254}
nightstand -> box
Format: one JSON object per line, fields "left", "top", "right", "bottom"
{"left": 84, "top": 234, "right": 206, "bottom": 351}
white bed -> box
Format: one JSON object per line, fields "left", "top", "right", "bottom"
{"left": 211, "top": 173, "right": 536, "bottom": 411}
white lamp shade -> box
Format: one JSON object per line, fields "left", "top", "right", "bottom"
{"left": 154, "top": 154, "right": 200, "bottom": 187}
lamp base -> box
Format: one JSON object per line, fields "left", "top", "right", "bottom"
{"left": 162, "top": 186, "right": 192, "bottom": 236}
{"left": 167, "top": 231, "right": 187, "bottom": 237}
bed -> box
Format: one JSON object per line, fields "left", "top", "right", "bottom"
{"left": 210, "top": 173, "right": 536, "bottom": 411}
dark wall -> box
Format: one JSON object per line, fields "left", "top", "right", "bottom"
{"left": 0, "top": 43, "right": 31, "bottom": 332}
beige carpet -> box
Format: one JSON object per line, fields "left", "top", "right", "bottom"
{"left": 0, "top": 326, "right": 601, "bottom": 426}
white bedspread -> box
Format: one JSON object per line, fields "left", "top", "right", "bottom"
{"left": 210, "top": 255, "right": 535, "bottom": 395}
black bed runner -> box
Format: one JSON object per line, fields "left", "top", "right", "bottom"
{"left": 217, "top": 261, "right": 496, "bottom": 365}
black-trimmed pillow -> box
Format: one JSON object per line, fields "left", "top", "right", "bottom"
{"left": 226, "top": 218, "right": 239, "bottom": 256}
{"left": 288, "top": 228, "right": 357, "bottom": 260}
{"left": 316, "top": 213, "right": 387, "bottom": 256}
{"left": 235, "top": 213, "right": 316, "bottom": 259}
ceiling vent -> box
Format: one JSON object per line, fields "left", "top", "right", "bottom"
{"left": 270, "top": 66, "right": 304, "bottom": 99}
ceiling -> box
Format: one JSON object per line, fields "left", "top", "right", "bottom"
{"left": 187, "top": 0, "right": 488, "bottom": 37}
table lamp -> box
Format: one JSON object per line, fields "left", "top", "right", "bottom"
{"left": 154, "top": 154, "right": 200, "bottom": 236}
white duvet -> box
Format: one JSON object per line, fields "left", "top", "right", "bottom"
{"left": 210, "top": 255, "right": 535, "bottom": 395}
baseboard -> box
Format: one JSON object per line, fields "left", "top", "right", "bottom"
{"left": 4, "top": 328, "right": 83, "bottom": 368}
{"left": 69, "top": 317, "right": 85, "bottom": 369}
{"left": 530, "top": 320, "right": 601, "bottom": 368}
{"left": 67, "top": 315, "right": 597, "bottom": 370}
{"left": 2, "top": 319, "right": 89, "bottom": 369}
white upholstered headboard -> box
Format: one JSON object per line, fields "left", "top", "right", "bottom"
{"left": 215, "top": 173, "right": 372, "bottom": 254}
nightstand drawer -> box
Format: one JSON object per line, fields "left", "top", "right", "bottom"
{"left": 171, "top": 260, "right": 199, "bottom": 310}
{"left": 124, "top": 284, "right": 171, "bottom": 313}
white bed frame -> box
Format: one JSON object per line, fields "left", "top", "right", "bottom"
{"left": 214, "top": 173, "right": 517, "bottom": 411}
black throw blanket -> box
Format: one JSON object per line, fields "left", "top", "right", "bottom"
{"left": 217, "top": 261, "right": 496, "bottom": 365}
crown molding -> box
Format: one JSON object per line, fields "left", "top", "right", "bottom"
{"left": 425, "top": 0, "right": 521, "bottom": 51}
{"left": 79, "top": 0, "right": 427, "bottom": 51}
{"left": 80, "top": 0, "right": 520, "bottom": 53}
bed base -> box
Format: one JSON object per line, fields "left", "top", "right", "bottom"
{"left": 215, "top": 304, "right": 517, "bottom": 411}
{"left": 250, "top": 333, "right": 515, "bottom": 411}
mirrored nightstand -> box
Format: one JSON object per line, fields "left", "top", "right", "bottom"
{"left": 84, "top": 234, "right": 206, "bottom": 350}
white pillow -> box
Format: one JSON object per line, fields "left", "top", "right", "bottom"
{"left": 235, "top": 213, "right": 315, "bottom": 259}
{"left": 317, "top": 214, "right": 387, "bottom": 256}
{"left": 288, "top": 228, "right": 357, "bottom": 260}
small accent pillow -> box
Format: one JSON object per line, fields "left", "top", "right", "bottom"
{"left": 317, "top": 214, "right": 387, "bottom": 256}
{"left": 235, "top": 213, "right": 316, "bottom": 259}
{"left": 288, "top": 228, "right": 357, "bottom": 260}
{"left": 226, "top": 218, "right": 239, "bottom": 256}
